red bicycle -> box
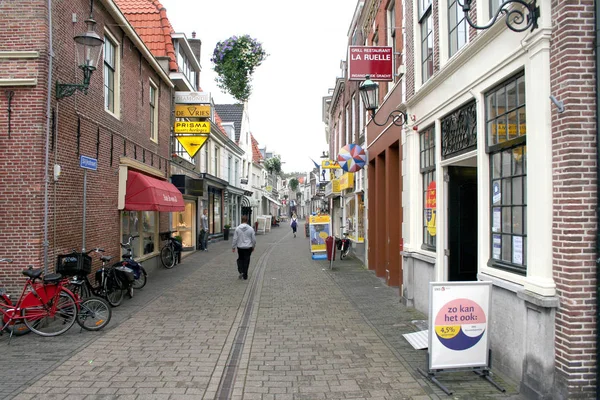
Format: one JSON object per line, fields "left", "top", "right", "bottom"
{"left": 0, "top": 259, "right": 78, "bottom": 338}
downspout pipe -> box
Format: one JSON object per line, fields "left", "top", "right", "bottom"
{"left": 595, "top": 0, "right": 600, "bottom": 397}
{"left": 43, "top": 0, "right": 54, "bottom": 274}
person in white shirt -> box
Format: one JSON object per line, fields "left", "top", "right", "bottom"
{"left": 232, "top": 215, "right": 256, "bottom": 280}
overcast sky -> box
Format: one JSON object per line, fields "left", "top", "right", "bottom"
{"left": 159, "top": 0, "right": 359, "bottom": 174}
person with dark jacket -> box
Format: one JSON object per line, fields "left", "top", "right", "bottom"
{"left": 232, "top": 215, "right": 256, "bottom": 280}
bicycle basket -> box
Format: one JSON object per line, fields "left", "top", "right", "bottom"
{"left": 56, "top": 253, "right": 92, "bottom": 276}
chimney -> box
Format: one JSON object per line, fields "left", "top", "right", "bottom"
{"left": 189, "top": 32, "right": 202, "bottom": 65}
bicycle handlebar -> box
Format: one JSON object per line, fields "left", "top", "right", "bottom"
{"left": 120, "top": 235, "right": 139, "bottom": 248}
{"left": 70, "top": 248, "right": 104, "bottom": 255}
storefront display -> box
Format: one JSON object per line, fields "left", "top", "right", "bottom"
{"left": 121, "top": 210, "right": 158, "bottom": 258}
{"left": 209, "top": 187, "right": 223, "bottom": 234}
{"left": 171, "top": 200, "right": 196, "bottom": 249}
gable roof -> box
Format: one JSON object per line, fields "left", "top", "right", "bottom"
{"left": 114, "top": 0, "right": 178, "bottom": 71}
{"left": 214, "top": 104, "right": 244, "bottom": 142}
{"left": 251, "top": 134, "right": 263, "bottom": 164}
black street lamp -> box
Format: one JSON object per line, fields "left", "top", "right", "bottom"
{"left": 56, "top": 1, "right": 104, "bottom": 99}
{"left": 461, "top": 0, "right": 540, "bottom": 33}
{"left": 358, "top": 75, "right": 407, "bottom": 127}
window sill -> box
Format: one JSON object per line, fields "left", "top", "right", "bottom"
{"left": 136, "top": 251, "right": 158, "bottom": 263}
{"left": 478, "top": 271, "right": 559, "bottom": 309}
{"left": 401, "top": 250, "right": 436, "bottom": 265}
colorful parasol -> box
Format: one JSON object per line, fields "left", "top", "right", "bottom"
{"left": 337, "top": 144, "right": 367, "bottom": 172}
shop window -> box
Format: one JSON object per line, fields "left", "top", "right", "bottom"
{"left": 209, "top": 189, "right": 222, "bottom": 233}
{"left": 420, "top": 126, "right": 436, "bottom": 250}
{"left": 121, "top": 211, "right": 158, "bottom": 258}
{"left": 172, "top": 200, "right": 195, "bottom": 248}
{"left": 486, "top": 72, "right": 527, "bottom": 275}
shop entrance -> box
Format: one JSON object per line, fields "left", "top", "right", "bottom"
{"left": 448, "top": 166, "right": 477, "bottom": 281}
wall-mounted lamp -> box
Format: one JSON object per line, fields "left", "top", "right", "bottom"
{"left": 549, "top": 95, "right": 565, "bottom": 113}
{"left": 359, "top": 75, "right": 407, "bottom": 127}
{"left": 56, "top": 0, "right": 104, "bottom": 99}
{"left": 461, "top": 0, "right": 539, "bottom": 33}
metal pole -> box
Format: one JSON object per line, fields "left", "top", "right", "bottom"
{"left": 82, "top": 168, "right": 87, "bottom": 252}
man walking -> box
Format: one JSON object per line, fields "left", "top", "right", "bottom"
{"left": 201, "top": 209, "right": 209, "bottom": 251}
{"left": 232, "top": 215, "right": 256, "bottom": 280}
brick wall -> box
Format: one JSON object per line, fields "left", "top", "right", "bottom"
{"left": 550, "top": 0, "right": 598, "bottom": 397}
{"left": 0, "top": 0, "right": 173, "bottom": 293}
{"left": 0, "top": 0, "right": 49, "bottom": 290}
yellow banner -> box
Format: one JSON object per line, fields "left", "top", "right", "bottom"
{"left": 309, "top": 215, "right": 331, "bottom": 224}
{"left": 321, "top": 159, "right": 341, "bottom": 169}
{"left": 175, "top": 104, "right": 211, "bottom": 118}
{"left": 174, "top": 121, "right": 210, "bottom": 134}
{"left": 339, "top": 173, "right": 354, "bottom": 190}
{"left": 175, "top": 135, "right": 209, "bottom": 158}
{"left": 332, "top": 179, "right": 340, "bottom": 193}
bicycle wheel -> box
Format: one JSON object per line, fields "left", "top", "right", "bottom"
{"left": 77, "top": 297, "right": 111, "bottom": 331}
{"left": 132, "top": 267, "right": 147, "bottom": 289}
{"left": 104, "top": 274, "right": 124, "bottom": 307}
{"left": 22, "top": 290, "right": 77, "bottom": 337}
{"left": 160, "top": 245, "right": 175, "bottom": 269}
{"left": 1, "top": 295, "right": 30, "bottom": 336}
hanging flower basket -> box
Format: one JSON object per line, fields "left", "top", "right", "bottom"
{"left": 211, "top": 35, "right": 268, "bottom": 102}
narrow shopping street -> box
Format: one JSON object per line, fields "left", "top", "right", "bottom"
{"left": 2, "top": 223, "right": 523, "bottom": 400}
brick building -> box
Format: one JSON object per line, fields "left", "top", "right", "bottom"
{"left": 324, "top": 0, "right": 598, "bottom": 398}
{"left": 0, "top": 0, "right": 183, "bottom": 292}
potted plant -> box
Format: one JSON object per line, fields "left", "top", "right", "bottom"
{"left": 211, "top": 35, "right": 268, "bottom": 102}
{"left": 223, "top": 223, "right": 231, "bottom": 240}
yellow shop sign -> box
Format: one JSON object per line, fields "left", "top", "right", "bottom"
{"left": 339, "top": 173, "right": 354, "bottom": 190}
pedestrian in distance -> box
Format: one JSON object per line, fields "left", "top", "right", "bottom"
{"left": 201, "top": 208, "right": 209, "bottom": 251}
{"left": 290, "top": 213, "right": 298, "bottom": 238}
{"left": 232, "top": 215, "right": 256, "bottom": 280}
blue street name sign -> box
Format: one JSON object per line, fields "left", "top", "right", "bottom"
{"left": 80, "top": 155, "right": 98, "bottom": 171}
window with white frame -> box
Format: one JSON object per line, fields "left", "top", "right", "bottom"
{"left": 235, "top": 159, "right": 239, "bottom": 185}
{"left": 228, "top": 156, "right": 233, "bottom": 183}
{"left": 489, "top": 0, "right": 504, "bottom": 18}
{"left": 345, "top": 104, "right": 350, "bottom": 145}
{"left": 351, "top": 95, "right": 357, "bottom": 143}
{"left": 388, "top": 2, "right": 397, "bottom": 85}
{"left": 149, "top": 80, "right": 158, "bottom": 142}
{"left": 213, "top": 146, "right": 219, "bottom": 176}
{"left": 448, "top": 0, "right": 467, "bottom": 57}
{"left": 204, "top": 146, "right": 209, "bottom": 173}
{"left": 358, "top": 96, "right": 365, "bottom": 142}
{"left": 420, "top": 125, "right": 436, "bottom": 250}
{"left": 420, "top": 0, "right": 434, "bottom": 83}
{"left": 104, "top": 34, "right": 119, "bottom": 114}
{"left": 485, "top": 71, "right": 527, "bottom": 275}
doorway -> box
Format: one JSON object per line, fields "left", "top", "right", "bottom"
{"left": 448, "top": 166, "right": 478, "bottom": 281}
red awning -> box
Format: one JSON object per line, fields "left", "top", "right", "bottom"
{"left": 125, "top": 170, "right": 185, "bottom": 212}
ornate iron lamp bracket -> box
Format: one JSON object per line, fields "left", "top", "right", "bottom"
{"left": 461, "top": 0, "right": 540, "bottom": 33}
{"left": 368, "top": 109, "right": 408, "bottom": 127}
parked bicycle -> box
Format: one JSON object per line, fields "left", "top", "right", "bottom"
{"left": 336, "top": 232, "right": 352, "bottom": 260}
{"left": 58, "top": 248, "right": 125, "bottom": 308}
{"left": 66, "top": 277, "right": 112, "bottom": 332}
{"left": 159, "top": 231, "right": 182, "bottom": 269}
{"left": 0, "top": 259, "right": 29, "bottom": 336}
{"left": 118, "top": 234, "right": 148, "bottom": 294}
{"left": 0, "top": 261, "right": 78, "bottom": 338}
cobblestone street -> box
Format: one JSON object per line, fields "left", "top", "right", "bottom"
{"left": 2, "top": 223, "right": 524, "bottom": 399}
